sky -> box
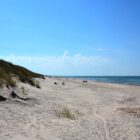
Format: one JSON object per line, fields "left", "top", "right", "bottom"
{"left": 0, "top": 0, "right": 140, "bottom": 76}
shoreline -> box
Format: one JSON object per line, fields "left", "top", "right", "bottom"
{"left": 54, "top": 76, "right": 140, "bottom": 88}
{"left": 53, "top": 75, "right": 140, "bottom": 87}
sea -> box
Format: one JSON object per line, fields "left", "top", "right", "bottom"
{"left": 61, "top": 76, "right": 140, "bottom": 86}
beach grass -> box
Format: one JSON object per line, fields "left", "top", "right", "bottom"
{"left": 0, "top": 59, "right": 43, "bottom": 87}
{"left": 55, "top": 107, "right": 76, "bottom": 120}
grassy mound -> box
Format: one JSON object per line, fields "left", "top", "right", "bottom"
{"left": 0, "top": 59, "right": 44, "bottom": 87}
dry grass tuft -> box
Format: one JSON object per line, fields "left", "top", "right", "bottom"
{"left": 55, "top": 106, "right": 80, "bottom": 120}
{"left": 118, "top": 107, "right": 140, "bottom": 118}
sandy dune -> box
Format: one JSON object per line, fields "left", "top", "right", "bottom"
{"left": 0, "top": 77, "right": 140, "bottom": 140}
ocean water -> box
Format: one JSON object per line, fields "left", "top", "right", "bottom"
{"left": 62, "top": 76, "right": 140, "bottom": 86}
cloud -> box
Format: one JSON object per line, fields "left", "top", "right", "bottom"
{"left": 0, "top": 52, "right": 111, "bottom": 75}
{"left": 97, "top": 48, "right": 104, "bottom": 52}
{"left": 63, "top": 50, "right": 68, "bottom": 58}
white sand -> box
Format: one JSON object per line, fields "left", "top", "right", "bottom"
{"left": 0, "top": 77, "right": 140, "bottom": 140}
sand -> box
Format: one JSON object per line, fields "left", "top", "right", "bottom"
{"left": 0, "top": 77, "right": 140, "bottom": 140}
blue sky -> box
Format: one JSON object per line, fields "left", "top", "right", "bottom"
{"left": 0, "top": 0, "right": 140, "bottom": 75}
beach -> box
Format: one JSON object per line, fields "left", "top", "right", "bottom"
{"left": 0, "top": 77, "right": 140, "bottom": 140}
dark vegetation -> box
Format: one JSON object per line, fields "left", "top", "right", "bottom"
{"left": 54, "top": 82, "right": 58, "bottom": 85}
{"left": 83, "top": 80, "right": 88, "bottom": 84}
{"left": 11, "top": 90, "right": 30, "bottom": 101}
{"left": 62, "top": 82, "right": 65, "bottom": 85}
{"left": 0, "top": 59, "right": 44, "bottom": 87}
{"left": 0, "top": 95, "right": 7, "bottom": 101}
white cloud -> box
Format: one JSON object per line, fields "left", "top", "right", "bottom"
{"left": 97, "top": 48, "right": 104, "bottom": 52}
{"left": 0, "top": 52, "right": 111, "bottom": 75}
{"left": 63, "top": 50, "right": 68, "bottom": 58}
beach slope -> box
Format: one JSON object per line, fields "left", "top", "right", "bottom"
{"left": 0, "top": 77, "right": 140, "bottom": 140}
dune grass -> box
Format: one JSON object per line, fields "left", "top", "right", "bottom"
{"left": 0, "top": 59, "right": 43, "bottom": 87}
{"left": 55, "top": 106, "right": 81, "bottom": 120}
{"left": 119, "top": 107, "right": 140, "bottom": 118}
{"left": 55, "top": 107, "right": 75, "bottom": 119}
